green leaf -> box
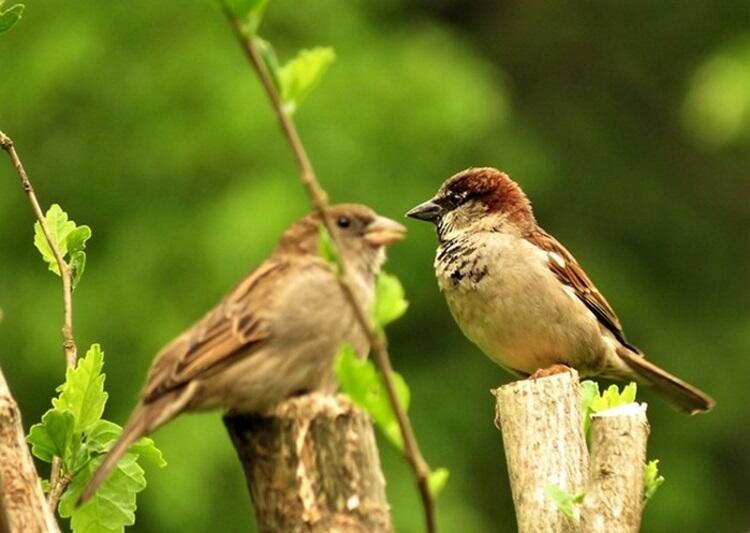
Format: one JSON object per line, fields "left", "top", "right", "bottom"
{"left": 84, "top": 419, "right": 122, "bottom": 454}
{"left": 335, "top": 344, "right": 409, "bottom": 450}
{"left": 70, "top": 251, "right": 87, "bottom": 289}
{"left": 27, "top": 409, "right": 75, "bottom": 463}
{"left": 53, "top": 344, "right": 108, "bottom": 434}
{"left": 317, "top": 223, "right": 339, "bottom": 269}
{"left": 580, "top": 381, "right": 638, "bottom": 444}
{"left": 643, "top": 459, "right": 665, "bottom": 504}
{"left": 33, "top": 204, "right": 75, "bottom": 275}
{"left": 373, "top": 272, "right": 409, "bottom": 329}
{"left": 544, "top": 483, "right": 584, "bottom": 520}
{"left": 224, "top": 0, "right": 268, "bottom": 36}
{"left": 428, "top": 467, "right": 450, "bottom": 498}
{"left": 579, "top": 380, "right": 600, "bottom": 435}
{"left": 58, "top": 453, "right": 146, "bottom": 531}
{"left": 0, "top": 3, "right": 23, "bottom": 34}
{"left": 278, "top": 47, "right": 335, "bottom": 114}
{"left": 32, "top": 204, "right": 91, "bottom": 286}
{"left": 66, "top": 225, "right": 92, "bottom": 254}
{"left": 84, "top": 420, "right": 166, "bottom": 468}
{"left": 129, "top": 436, "right": 167, "bottom": 468}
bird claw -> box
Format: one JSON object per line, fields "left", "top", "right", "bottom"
{"left": 528, "top": 364, "right": 571, "bottom": 380}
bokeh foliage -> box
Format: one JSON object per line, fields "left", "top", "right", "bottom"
{"left": 1, "top": 1, "right": 748, "bottom": 531}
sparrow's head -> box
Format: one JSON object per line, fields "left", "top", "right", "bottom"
{"left": 406, "top": 167, "right": 534, "bottom": 241}
{"left": 278, "top": 203, "right": 406, "bottom": 275}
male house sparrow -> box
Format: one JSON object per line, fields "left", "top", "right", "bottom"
{"left": 407, "top": 167, "right": 714, "bottom": 414}
{"left": 80, "top": 204, "right": 405, "bottom": 503}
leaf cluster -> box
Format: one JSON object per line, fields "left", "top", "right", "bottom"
{"left": 27, "top": 345, "right": 166, "bottom": 532}
{"left": 33, "top": 204, "right": 92, "bottom": 288}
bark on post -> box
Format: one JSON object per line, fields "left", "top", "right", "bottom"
{"left": 580, "top": 403, "right": 649, "bottom": 533}
{"left": 224, "top": 393, "right": 392, "bottom": 533}
{"left": 492, "top": 369, "right": 589, "bottom": 533}
{"left": 0, "top": 369, "right": 60, "bottom": 533}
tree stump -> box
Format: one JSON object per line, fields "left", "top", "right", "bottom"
{"left": 224, "top": 393, "right": 392, "bottom": 533}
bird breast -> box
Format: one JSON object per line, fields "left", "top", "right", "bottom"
{"left": 435, "top": 231, "right": 605, "bottom": 375}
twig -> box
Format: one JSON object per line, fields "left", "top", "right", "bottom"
{"left": 220, "top": 9, "right": 437, "bottom": 533}
{"left": 0, "top": 130, "right": 78, "bottom": 510}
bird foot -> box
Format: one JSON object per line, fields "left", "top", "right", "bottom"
{"left": 528, "top": 364, "right": 571, "bottom": 380}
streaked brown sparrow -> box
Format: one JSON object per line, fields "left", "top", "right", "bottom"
{"left": 407, "top": 167, "right": 714, "bottom": 414}
{"left": 80, "top": 204, "right": 405, "bottom": 503}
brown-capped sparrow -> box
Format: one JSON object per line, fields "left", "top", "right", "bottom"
{"left": 407, "top": 167, "right": 714, "bottom": 414}
{"left": 80, "top": 204, "right": 406, "bottom": 503}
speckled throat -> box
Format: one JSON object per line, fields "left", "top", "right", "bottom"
{"left": 434, "top": 233, "right": 490, "bottom": 288}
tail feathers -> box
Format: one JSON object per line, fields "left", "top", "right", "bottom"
{"left": 617, "top": 348, "right": 715, "bottom": 415}
{"left": 78, "top": 384, "right": 196, "bottom": 506}
{"left": 78, "top": 411, "right": 148, "bottom": 505}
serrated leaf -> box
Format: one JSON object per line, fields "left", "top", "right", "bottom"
{"left": 33, "top": 204, "right": 75, "bottom": 275}
{"left": 335, "top": 344, "right": 409, "bottom": 450}
{"left": 70, "top": 251, "right": 87, "bottom": 289}
{"left": 428, "top": 467, "right": 450, "bottom": 498}
{"left": 66, "top": 225, "right": 92, "bottom": 254}
{"left": 32, "top": 204, "right": 91, "bottom": 284}
{"left": 278, "top": 47, "right": 335, "bottom": 115}
{"left": 581, "top": 381, "right": 639, "bottom": 445}
{"left": 53, "top": 344, "right": 108, "bottom": 434}
{"left": 317, "top": 223, "right": 339, "bottom": 269}
{"left": 544, "top": 483, "right": 584, "bottom": 520}
{"left": 84, "top": 419, "right": 166, "bottom": 468}
{"left": 84, "top": 419, "right": 122, "bottom": 454}
{"left": 590, "top": 382, "right": 638, "bottom": 413}
{"left": 0, "top": 3, "right": 23, "bottom": 34}
{"left": 130, "top": 436, "right": 167, "bottom": 468}
{"left": 27, "top": 409, "right": 75, "bottom": 463}
{"left": 373, "top": 272, "right": 408, "bottom": 329}
{"left": 644, "top": 459, "right": 665, "bottom": 504}
{"left": 58, "top": 453, "right": 146, "bottom": 531}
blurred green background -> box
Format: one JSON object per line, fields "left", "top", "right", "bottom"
{"left": 1, "top": 1, "right": 749, "bottom": 531}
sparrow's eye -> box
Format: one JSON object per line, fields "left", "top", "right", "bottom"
{"left": 447, "top": 192, "right": 463, "bottom": 208}
{"left": 336, "top": 216, "right": 351, "bottom": 228}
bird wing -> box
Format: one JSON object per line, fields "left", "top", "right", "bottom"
{"left": 142, "top": 259, "right": 290, "bottom": 402}
{"left": 527, "top": 228, "right": 639, "bottom": 352}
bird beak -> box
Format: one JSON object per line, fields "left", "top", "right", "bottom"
{"left": 405, "top": 199, "right": 443, "bottom": 222}
{"left": 364, "top": 216, "right": 407, "bottom": 246}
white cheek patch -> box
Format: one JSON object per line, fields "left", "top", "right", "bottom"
{"left": 549, "top": 251, "right": 566, "bottom": 269}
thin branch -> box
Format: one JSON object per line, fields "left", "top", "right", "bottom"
{"left": 221, "top": 9, "right": 437, "bottom": 533}
{"left": 0, "top": 130, "right": 78, "bottom": 510}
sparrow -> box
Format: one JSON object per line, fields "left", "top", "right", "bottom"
{"left": 407, "top": 167, "right": 714, "bottom": 414}
{"left": 79, "top": 204, "right": 406, "bottom": 503}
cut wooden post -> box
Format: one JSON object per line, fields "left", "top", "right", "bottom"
{"left": 580, "top": 403, "right": 649, "bottom": 533}
{"left": 492, "top": 369, "right": 589, "bottom": 532}
{"left": 224, "top": 393, "right": 392, "bottom": 533}
{"left": 0, "top": 369, "right": 60, "bottom": 533}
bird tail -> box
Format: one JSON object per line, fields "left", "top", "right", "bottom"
{"left": 617, "top": 348, "right": 715, "bottom": 415}
{"left": 78, "top": 406, "right": 150, "bottom": 505}
{"left": 78, "top": 385, "right": 195, "bottom": 505}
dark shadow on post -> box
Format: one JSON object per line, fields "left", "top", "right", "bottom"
{"left": 224, "top": 393, "right": 392, "bottom": 533}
